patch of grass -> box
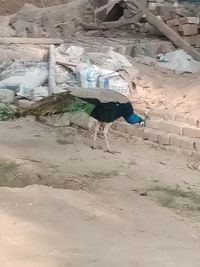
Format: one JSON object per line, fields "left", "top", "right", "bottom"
{"left": 90, "top": 170, "right": 119, "bottom": 179}
{"left": 0, "top": 104, "right": 15, "bottom": 121}
{"left": 0, "top": 161, "right": 17, "bottom": 172}
{"left": 148, "top": 186, "right": 200, "bottom": 212}
{"left": 56, "top": 138, "right": 73, "bottom": 145}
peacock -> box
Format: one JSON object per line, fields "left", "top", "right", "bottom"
{"left": 16, "top": 87, "right": 148, "bottom": 153}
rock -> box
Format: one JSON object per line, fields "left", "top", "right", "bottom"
{"left": 17, "top": 99, "right": 35, "bottom": 109}
{"left": 36, "top": 112, "right": 97, "bottom": 129}
{"left": 10, "top": 1, "right": 93, "bottom": 38}
{"left": 0, "top": 26, "right": 16, "bottom": 37}
{"left": 0, "top": 89, "right": 15, "bottom": 103}
{"left": 36, "top": 113, "right": 71, "bottom": 127}
{"left": 27, "top": 24, "right": 42, "bottom": 38}
{"left": 0, "top": 45, "right": 48, "bottom": 61}
{"left": 70, "top": 112, "right": 97, "bottom": 130}
{"left": 11, "top": 19, "right": 27, "bottom": 33}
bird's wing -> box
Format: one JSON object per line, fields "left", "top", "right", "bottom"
{"left": 16, "top": 86, "right": 129, "bottom": 117}
{"left": 69, "top": 87, "right": 129, "bottom": 104}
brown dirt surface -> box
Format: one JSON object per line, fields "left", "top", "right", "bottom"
{"left": 133, "top": 61, "right": 200, "bottom": 120}
{"left": 0, "top": 117, "right": 200, "bottom": 266}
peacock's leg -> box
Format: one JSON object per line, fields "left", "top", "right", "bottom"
{"left": 92, "top": 121, "right": 100, "bottom": 149}
{"left": 103, "top": 123, "right": 112, "bottom": 153}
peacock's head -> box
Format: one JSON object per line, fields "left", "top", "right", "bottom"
{"left": 126, "top": 114, "right": 149, "bottom": 127}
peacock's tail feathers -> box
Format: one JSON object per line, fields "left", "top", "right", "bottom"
{"left": 15, "top": 87, "right": 129, "bottom": 118}
{"left": 64, "top": 101, "right": 95, "bottom": 115}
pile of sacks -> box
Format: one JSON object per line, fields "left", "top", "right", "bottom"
{"left": 0, "top": 44, "right": 139, "bottom": 108}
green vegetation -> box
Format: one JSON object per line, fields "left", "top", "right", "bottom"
{"left": 0, "top": 104, "right": 15, "bottom": 121}
{"left": 148, "top": 185, "right": 200, "bottom": 212}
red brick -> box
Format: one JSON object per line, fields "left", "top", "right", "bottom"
{"left": 170, "top": 134, "right": 181, "bottom": 147}
{"left": 182, "top": 150, "right": 193, "bottom": 157}
{"left": 127, "top": 125, "right": 144, "bottom": 138}
{"left": 183, "top": 35, "right": 197, "bottom": 45}
{"left": 159, "top": 121, "right": 183, "bottom": 135}
{"left": 170, "top": 26, "right": 179, "bottom": 33}
{"left": 179, "top": 24, "right": 198, "bottom": 36}
{"left": 192, "top": 151, "right": 200, "bottom": 161}
{"left": 166, "top": 18, "right": 180, "bottom": 27}
{"left": 146, "top": 119, "right": 161, "bottom": 129}
{"left": 195, "top": 35, "right": 200, "bottom": 47}
{"left": 180, "top": 137, "right": 195, "bottom": 150}
{"left": 182, "top": 127, "right": 200, "bottom": 138}
{"left": 158, "top": 133, "right": 171, "bottom": 145}
{"left": 144, "top": 128, "right": 159, "bottom": 142}
{"left": 195, "top": 141, "right": 200, "bottom": 151}
{"left": 179, "top": 17, "right": 199, "bottom": 25}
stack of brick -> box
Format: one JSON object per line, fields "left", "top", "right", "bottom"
{"left": 111, "top": 106, "right": 200, "bottom": 161}
{"left": 141, "top": 0, "right": 200, "bottom": 50}
{"left": 166, "top": 17, "right": 200, "bottom": 49}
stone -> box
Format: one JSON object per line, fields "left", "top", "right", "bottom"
{"left": 17, "top": 99, "right": 34, "bottom": 109}
{"left": 70, "top": 112, "right": 97, "bottom": 130}
{"left": 37, "top": 113, "right": 71, "bottom": 127}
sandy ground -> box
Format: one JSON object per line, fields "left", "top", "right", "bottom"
{"left": 0, "top": 118, "right": 200, "bottom": 266}
{"left": 133, "top": 61, "right": 200, "bottom": 120}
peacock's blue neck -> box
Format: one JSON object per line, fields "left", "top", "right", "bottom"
{"left": 125, "top": 114, "right": 143, "bottom": 125}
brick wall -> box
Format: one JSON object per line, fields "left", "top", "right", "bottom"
{"left": 112, "top": 107, "right": 200, "bottom": 161}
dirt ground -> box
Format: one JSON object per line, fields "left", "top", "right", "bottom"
{"left": 133, "top": 61, "right": 200, "bottom": 120}
{"left": 0, "top": 117, "right": 200, "bottom": 266}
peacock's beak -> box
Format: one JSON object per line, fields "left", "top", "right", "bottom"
{"left": 139, "top": 114, "right": 150, "bottom": 127}
{"left": 139, "top": 121, "right": 146, "bottom": 127}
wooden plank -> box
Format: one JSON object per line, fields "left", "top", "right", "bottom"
{"left": 0, "top": 37, "right": 63, "bottom": 45}
{"left": 48, "top": 45, "right": 56, "bottom": 95}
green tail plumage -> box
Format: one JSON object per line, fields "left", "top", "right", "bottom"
{"left": 63, "top": 101, "right": 95, "bottom": 115}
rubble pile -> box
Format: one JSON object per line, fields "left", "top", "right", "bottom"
{"left": 119, "top": 0, "right": 200, "bottom": 42}
{"left": 0, "top": 0, "right": 94, "bottom": 39}
{"left": 147, "top": 0, "right": 200, "bottom": 50}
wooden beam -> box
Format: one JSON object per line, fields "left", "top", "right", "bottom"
{"left": 126, "top": 0, "right": 200, "bottom": 61}
{"left": 0, "top": 37, "right": 63, "bottom": 45}
{"left": 48, "top": 45, "right": 56, "bottom": 95}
